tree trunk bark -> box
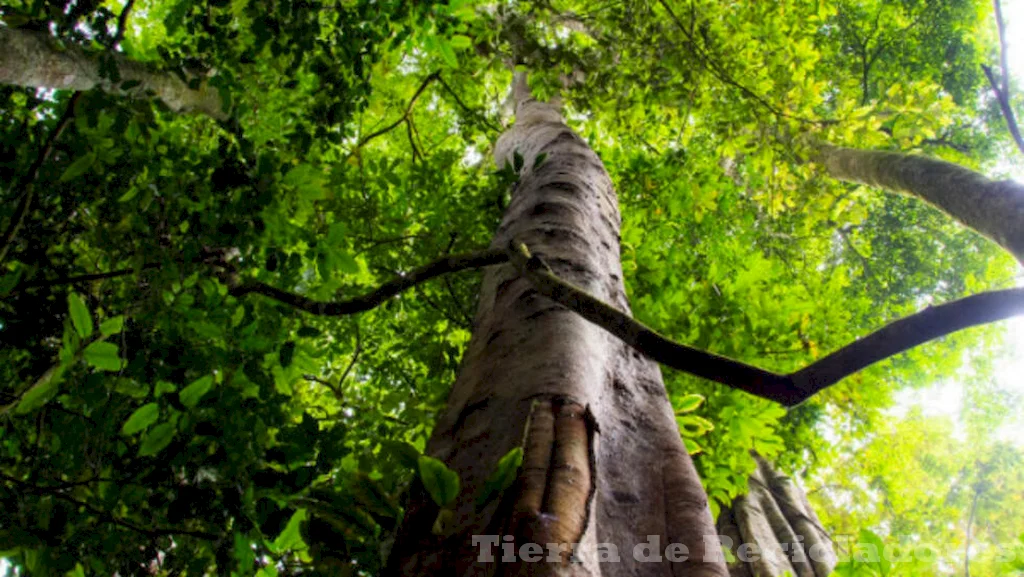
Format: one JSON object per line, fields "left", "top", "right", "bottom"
{"left": 812, "top": 144, "right": 1024, "bottom": 264}
{"left": 386, "top": 80, "right": 727, "bottom": 577}
{"left": 717, "top": 456, "right": 835, "bottom": 577}
{"left": 0, "top": 27, "right": 227, "bottom": 120}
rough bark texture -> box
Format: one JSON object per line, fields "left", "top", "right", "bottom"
{"left": 717, "top": 456, "right": 835, "bottom": 577}
{"left": 386, "top": 82, "right": 727, "bottom": 576}
{"left": 815, "top": 144, "right": 1024, "bottom": 264}
{"left": 0, "top": 27, "right": 227, "bottom": 120}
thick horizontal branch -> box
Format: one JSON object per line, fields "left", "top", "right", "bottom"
{"left": 229, "top": 248, "right": 508, "bottom": 315}
{"left": 0, "top": 27, "right": 226, "bottom": 119}
{"left": 234, "top": 244, "right": 1024, "bottom": 406}
{"left": 508, "top": 243, "right": 1024, "bottom": 406}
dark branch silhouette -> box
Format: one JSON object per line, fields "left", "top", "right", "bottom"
{"left": 235, "top": 244, "right": 1024, "bottom": 407}
{"left": 229, "top": 248, "right": 508, "bottom": 316}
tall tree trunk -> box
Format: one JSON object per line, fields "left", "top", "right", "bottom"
{"left": 812, "top": 144, "right": 1024, "bottom": 264}
{"left": 0, "top": 27, "right": 227, "bottom": 120}
{"left": 386, "top": 78, "right": 727, "bottom": 576}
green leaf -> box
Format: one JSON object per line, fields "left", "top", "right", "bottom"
{"left": 297, "top": 326, "right": 322, "bottom": 338}
{"left": 380, "top": 439, "right": 421, "bottom": 470}
{"left": 99, "top": 315, "right": 125, "bottom": 337}
{"left": 335, "top": 250, "right": 360, "bottom": 274}
{"left": 418, "top": 455, "right": 461, "bottom": 507}
{"left": 233, "top": 532, "right": 256, "bottom": 574}
{"left": 677, "top": 414, "right": 714, "bottom": 437}
{"left": 271, "top": 509, "right": 308, "bottom": 553}
{"left": 60, "top": 152, "right": 96, "bottom": 182}
{"left": 449, "top": 34, "right": 472, "bottom": 49}
{"left": 83, "top": 341, "right": 122, "bottom": 371}
{"left": 0, "top": 269, "right": 23, "bottom": 296}
{"left": 683, "top": 437, "right": 702, "bottom": 455}
{"left": 438, "top": 40, "right": 458, "bottom": 68}
{"left": 283, "top": 164, "right": 325, "bottom": 200}
{"left": 14, "top": 366, "right": 65, "bottom": 414}
{"left": 674, "top": 394, "right": 705, "bottom": 414}
{"left": 179, "top": 375, "right": 214, "bottom": 408}
{"left": 121, "top": 402, "right": 159, "bottom": 435}
{"left": 138, "top": 422, "right": 176, "bottom": 456}
{"left": 154, "top": 380, "right": 177, "bottom": 397}
{"left": 476, "top": 447, "right": 523, "bottom": 507}
{"left": 513, "top": 150, "right": 524, "bottom": 172}
{"left": 67, "top": 293, "right": 93, "bottom": 339}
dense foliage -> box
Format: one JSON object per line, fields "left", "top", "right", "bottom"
{"left": 0, "top": 0, "right": 1020, "bottom": 575}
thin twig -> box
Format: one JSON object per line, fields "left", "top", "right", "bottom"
{"left": 230, "top": 248, "right": 509, "bottom": 316}
{"left": 657, "top": 0, "right": 829, "bottom": 126}
{"left": 354, "top": 71, "right": 440, "bottom": 150}
{"left": 336, "top": 323, "right": 362, "bottom": 388}
{"left": 982, "top": 0, "right": 1024, "bottom": 155}
{"left": 435, "top": 74, "right": 502, "bottom": 131}
{"left": 0, "top": 471, "right": 217, "bottom": 540}
{"left": 0, "top": 92, "right": 82, "bottom": 266}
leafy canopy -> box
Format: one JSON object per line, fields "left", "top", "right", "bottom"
{"left": 0, "top": 0, "right": 1019, "bottom": 574}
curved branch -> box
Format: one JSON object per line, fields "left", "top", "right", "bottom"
{"left": 229, "top": 248, "right": 508, "bottom": 316}
{"left": 508, "top": 242, "right": 1024, "bottom": 406}
{"left": 235, "top": 244, "right": 1024, "bottom": 407}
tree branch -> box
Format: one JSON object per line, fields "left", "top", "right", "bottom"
{"left": 983, "top": 0, "right": 1024, "bottom": 156}
{"left": 0, "top": 471, "right": 218, "bottom": 540}
{"left": 111, "top": 0, "right": 135, "bottom": 48}
{"left": 229, "top": 248, "right": 508, "bottom": 316}
{"left": 354, "top": 71, "right": 439, "bottom": 150}
{"left": 0, "top": 92, "right": 81, "bottom": 267}
{"left": 507, "top": 242, "right": 1024, "bottom": 406}
{"left": 234, "top": 243, "right": 1024, "bottom": 407}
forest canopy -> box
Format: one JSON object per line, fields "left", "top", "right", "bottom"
{"left": 0, "top": 0, "right": 1022, "bottom": 575}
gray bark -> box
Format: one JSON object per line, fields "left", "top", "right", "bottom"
{"left": 0, "top": 27, "right": 227, "bottom": 120}
{"left": 386, "top": 77, "right": 727, "bottom": 576}
{"left": 814, "top": 144, "right": 1024, "bottom": 264}
{"left": 717, "top": 456, "right": 836, "bottom": 577}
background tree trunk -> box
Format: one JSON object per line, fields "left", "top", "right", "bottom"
{"left": 386, "top": 81, "right": 727, "bottom": 576}
{"left": 0, "top": 27, "right": 226, "bottom": 120}
{"left": 717, "top": 456, "right": 836, "bottom": 577}
{"left": 813, "top": 144, "right": 1024, "bottom": 264}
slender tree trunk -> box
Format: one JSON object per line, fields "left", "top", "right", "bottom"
{"left": 812, "top": 144, "right": 1024, "bottom": 264}
{"left": 386, "top": 79, "right": 727, "bottom": 576}
{"left": 0, "top": 27, "right": 227, "bottom": 120}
